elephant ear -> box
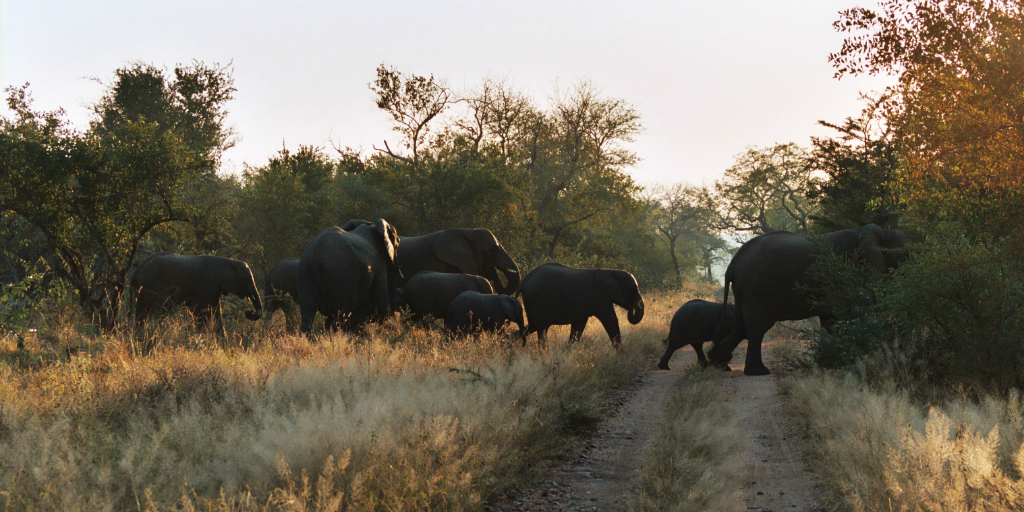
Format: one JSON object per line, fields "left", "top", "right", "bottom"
{"left": 499, "top": 296, "right": 521, "bottom": 322}
{"left": 858, "top": 224, "right": 888, "bottom": 273}
{"left": 342, "top": 219, "right": 372, "bottom": 231}
{"left": 594, "top": 270, "right": 631, "bottom": 307}
{"left": 373, "top": 218, "right": 399, "bottom": 265}
{"left": 434, "top": 230, "right": 478, "bottom": 274}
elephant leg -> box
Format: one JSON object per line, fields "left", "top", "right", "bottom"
{"left": 324, "top": 311, "right": 340, "bottom": 332}
{"left": 708, "top": 321, "right": 746, "bottom": 369}
{"left": 213, "top": 302, "right": 227, "bottom": 338}
{"left": 134, "top": 294, "right": 155, "bottom": 326}
{"left": 568, "top": 319, "right": 588, "bottom": 343}
{"left": 658, "top": 333, "right": 684, "bottom": 370}
{"left": 595, "top": 306, "right": 622, "bottom": 346}
{"left": 369, "top": 273, "right": 390, "bottom": 320}
{"left": 190, "top": 305, "right": 209, "bottom": 332}
{"left": 537, "top": 327, "right": 549, "bottom": 347}
{"left": 743, "top": 324, "right": 773, "bottom": 376}
{"left": 282, "top": 303, "right": 298, "bottom": 333}
{"left": 692, "top": 342, "right": 710, "bottom": 367}
{"left": 297, "top": 273, "right": 318, "bottom": 335}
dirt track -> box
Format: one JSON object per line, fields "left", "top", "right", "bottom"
{"left": 491, "top": 339, "right": 821, "bottom": 511}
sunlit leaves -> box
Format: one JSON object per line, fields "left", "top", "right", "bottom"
{"left": 832, "top": 0, "right": 1024, "bottom": 238}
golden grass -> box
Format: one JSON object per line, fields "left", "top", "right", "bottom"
{"left": 629, "top": 369, "right": 743, "bottom": 512}
{"left": 0, "top": 292, "right": 676, "bottom": 511}
{"left": 784, "top": 372, "right": 1024, "bottom": 512}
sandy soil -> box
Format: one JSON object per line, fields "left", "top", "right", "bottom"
{"left": 489, "top": 338, "right": 822, "bottom": 512}
{"left": 715, "top": 343, "right": 822, "bottom": 511}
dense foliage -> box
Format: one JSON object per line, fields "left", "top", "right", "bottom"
{"left": 809, "top": 0, "right": 1024, "bottom": 395}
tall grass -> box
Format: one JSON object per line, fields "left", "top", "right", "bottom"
{"left": 784, "top": 372, "right": 1024, "bottom": 511}
{"left": 630, "top": 369, "right": 743, "bottom": 512}
{"left": 0, "top": 294, "right": 672, "bottom": 511}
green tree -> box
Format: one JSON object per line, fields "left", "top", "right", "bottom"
{"left": 716, "top": 143, "right": 815, "bottom": 235}
{"left": 363, "top": 68, "right": 647, "bottom": 273}
{"left": 649, "top": 183, "right": 727, "bottom": 285}
{"left": 234, "top": 145, "right": 338, "bottom": 272}
{"left": 527, "top": 81, "right": 644, "bottom": 260}
{"left": 0, "top": 62, "right": 235, "bottom": 328}
{"left": 806, "top": 94, "right": 900, "bottom": 231}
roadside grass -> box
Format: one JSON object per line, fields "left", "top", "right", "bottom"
{"left": 0, "top": 291, "right": 675, "bottom": 511}
{"left": 784, "top": 372, "right": 1024, "bottom": 512}
{"left": 630, "top": 368, "right": 743, "bottom": 512}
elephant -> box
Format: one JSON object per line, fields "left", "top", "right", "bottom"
{"left": 397, "top": 228, "right": 520, "bottom": 295}
{"left": 297, "top": 218, "right": 401, "bottom": 333}
{"left": 132, "top": 253, "right": 263, "bottom": 337}
{"left": 658, "top": 299, "right": 737, "bottom": 370}
{"left": 396, "top": 271, "right": 494, "bottom": 322}
{"left": 445, "top": 291, "right": 526, "bottom": 338}
{"left": 707, "top": 224, "right": 909, "bottom": 375}
{"left": 517, "top": 263, "right": 645, "bottom": 345}
{"left": 264, "top": 258, "right": 299, "bottom": 331}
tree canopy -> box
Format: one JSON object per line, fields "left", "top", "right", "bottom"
{"left": 0, "top": 62, "right": 235, "bottom": 328}
{"left": 832, "top": 0, "right": 1024, "bottom": 238}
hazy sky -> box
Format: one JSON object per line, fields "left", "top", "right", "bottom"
{"left": 1, "top": 1, "right": 893, "bottom": 186}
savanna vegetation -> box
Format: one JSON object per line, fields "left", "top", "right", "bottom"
{"left": 3, "top": 0, "right": 1024, "bottom": 509}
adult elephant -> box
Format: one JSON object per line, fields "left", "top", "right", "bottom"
{"left": 397, "top": 271, "right": 494, "bottom": 322}
{"left": 132, "top": 253, "right": 263, "bottom": 337}
{"left": 264, "top": 258, "right": 299, "bottom": 331}
{"left": 397, "top": 228, "right": 520, "bottom": 295}
{"left": 707, "top": 224, "right": 909, "bottom": 375}
{"left": 297, "top": 218, "right": 401, "bottom": 333}
{"left": 266, "top": 223, "right": 370, "bottom": 332}
{"left": 517, "top": 263, "right": 645, "bottom": 345}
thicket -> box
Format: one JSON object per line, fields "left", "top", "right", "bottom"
{"left": 804, "top": 0, "right": 1024, "bottom": 397}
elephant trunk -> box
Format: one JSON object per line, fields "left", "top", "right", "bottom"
{"left": 627, "top": 296, "right": 645, "bottom": 325}
{"left": 244, "top": 288, "right": 263, "bottom": 321}
{"left": 494, "top": 250, "right": 521, "bottom": 295}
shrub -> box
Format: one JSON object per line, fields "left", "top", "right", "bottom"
{"left": 808, "top": 227, "right": 1024, "bottom": 395}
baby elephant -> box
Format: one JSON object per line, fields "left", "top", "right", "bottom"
{"left": 658, "top": 299, "right": 737, "bottom": 370}
{"left": 445, "top": 291, "right": 526, "bottom": 339}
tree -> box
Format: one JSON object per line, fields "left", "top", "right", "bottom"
{"left": 234, "top": 144, "right": 338, "bottom": 272}
{"left": 806, "top": 93, "right": 901, "bottom": 231}
{"left": 457, "top": 77, "right": 536, "bottom": 160}
{"left": 0, "top": 62, "right": 235, "bottom": 328}
{"left": 831, "top": 0, "right": 1024, "bottom": 238}
{"left": 360, "top": 69, "right": 648, "bottom": 276}
{"left": 715, "top": 143, "right": 815, "bottom": 235}
{"left": 527, "top": 81, "right": 644, "bottom": 259}
{"left": 649, "top": 183, "right": 727, "bottom": 285}
{"left": 92, "top": 61, "right": 236, "bottom": 173}
{"left": 369, "top": 64, "right": 454, "bottom": 164}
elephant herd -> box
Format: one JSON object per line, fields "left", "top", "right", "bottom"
{"left": 131, "top": 220, "right": 907, "bottom": 376}
{"left": 130, "top": 219, "right": 645, "bottom": 345}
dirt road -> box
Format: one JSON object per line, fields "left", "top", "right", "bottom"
{"left": 491, "top": 340, "right": 821, "bottom": 511}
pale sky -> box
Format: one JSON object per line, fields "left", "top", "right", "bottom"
{"left": 1, "top": 1, "right": 893, "bottom": 186}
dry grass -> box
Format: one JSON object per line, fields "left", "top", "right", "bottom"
{"left": 784, "top": 372, "right": 1024, "bottom": 512}
{"left": 0, "top": 292, "right": 677, "bottom": 511}
{"left": 629, "top": 369, "right": 743, "bottom": 512}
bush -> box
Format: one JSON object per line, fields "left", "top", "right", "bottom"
{"left": 809, "top": 227, "right": 1024, "bottom": 395}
